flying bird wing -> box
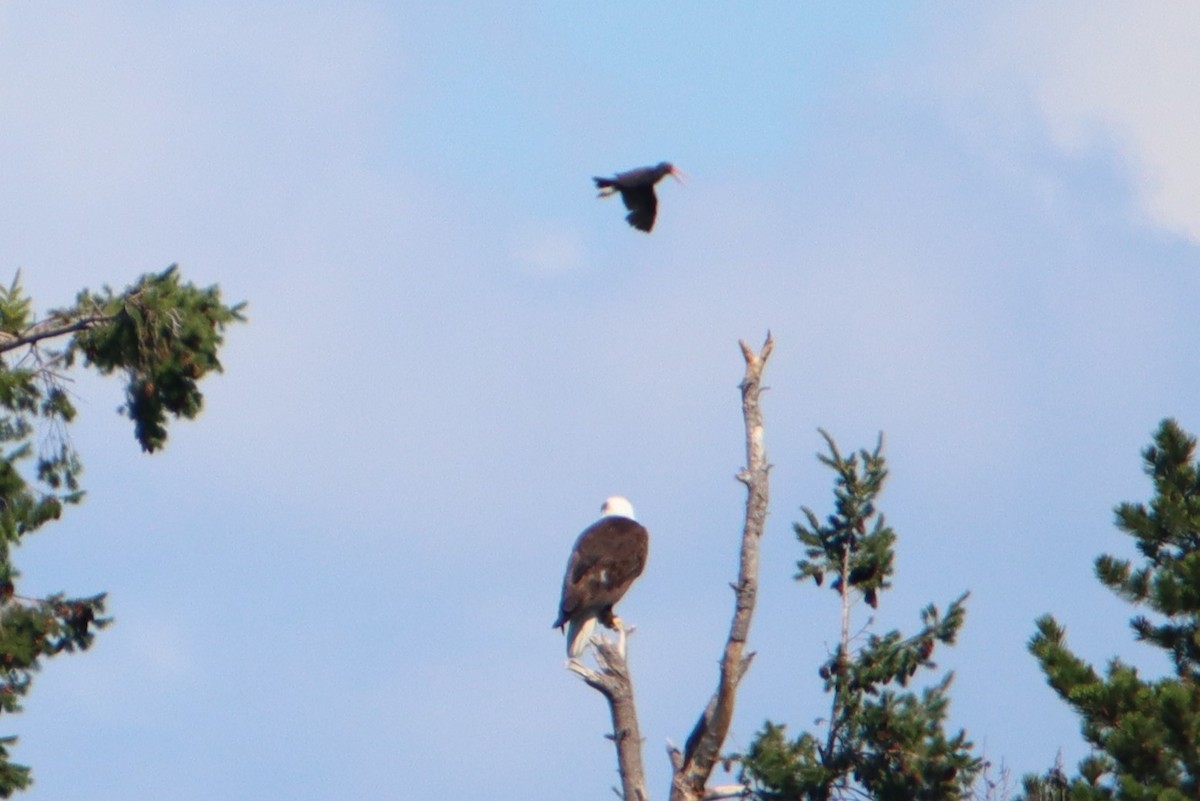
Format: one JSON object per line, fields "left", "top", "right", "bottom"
{"left": 619, "top": 185, "right": 658, "bottom": 232}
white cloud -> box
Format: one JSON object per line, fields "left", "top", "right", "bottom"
{"left": 924, "top": 3, "right": 1200, "bottom": 242}
{"left": 1020, "top": 5, "right": 1200, "bottom": 242}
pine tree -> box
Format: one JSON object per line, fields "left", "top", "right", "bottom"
{"left": 1020, "top": 419, "right": 1200, "bottom": 801}
{"left": 740, "top": 430, "right": 981, "bottom": 801}
{"left": 0, "top": 266, "right": 243, "bottom": 795}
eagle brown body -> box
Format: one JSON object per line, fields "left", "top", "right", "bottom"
{"left": 553, "top": 496, "right": 649, "bottom": 658}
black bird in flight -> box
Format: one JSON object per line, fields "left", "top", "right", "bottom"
{"left": 594, "top": 162, "right": 684, "bottom": 232}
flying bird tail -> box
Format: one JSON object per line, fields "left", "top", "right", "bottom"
{"left": 566, "top": 616, "right": 597, "bottom": 658}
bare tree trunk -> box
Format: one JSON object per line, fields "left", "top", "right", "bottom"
{"left": 568, "top": 334, "right": 773, "bottom": 801}
{"left": 670, "top": 334, "right": 773, "bottom": 801}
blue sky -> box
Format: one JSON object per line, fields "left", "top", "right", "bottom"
{"left": 2, "top": 3, "right": 1199, "bottom": 798}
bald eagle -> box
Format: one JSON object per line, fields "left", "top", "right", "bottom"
{"left": 553, "top": 496, "right": 649, "bottom": 658}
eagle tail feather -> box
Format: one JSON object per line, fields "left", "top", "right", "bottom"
{"left": 566, "top": 616, "right": 597, "bottom": 658}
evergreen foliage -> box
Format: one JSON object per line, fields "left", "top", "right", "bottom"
{"left": 1019, "top": 419, "right": 1200, "bottom": 801}
{"left": 741, "top": 431, "right": 981, "bottom": 801}
{"left": 0, "top": 267, "right": 243, "bottom": 795}
{"left": 66, "top": 265, "right": 246, "bottom": 452}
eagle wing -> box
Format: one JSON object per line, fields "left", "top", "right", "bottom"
{"left": 554, "top": 516, "right": 648, "bottom": 629}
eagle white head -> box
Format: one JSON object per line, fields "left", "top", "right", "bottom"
{"left": 600, "top": 495, "right": 636, "bottom": 520}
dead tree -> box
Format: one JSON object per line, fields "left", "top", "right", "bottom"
{"left": 568, "top": 333, "right": 773, "bottom": 801}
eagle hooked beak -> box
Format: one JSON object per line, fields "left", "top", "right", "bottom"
{"left": 669, "top": 165, "right": 687, "bottom": 184}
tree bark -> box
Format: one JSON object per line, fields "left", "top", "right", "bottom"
{"left": 567, "top": 638, "right": 649, "bottom": 801}
{"left": 670, "top": 334, "right": 772, "bottom": 801}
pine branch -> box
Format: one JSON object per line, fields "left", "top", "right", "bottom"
{"left": 671, "top": 333, "right": 773, "bottom": 801}
{"left": 0, "top": 311, "right": 117, "bottom": 355}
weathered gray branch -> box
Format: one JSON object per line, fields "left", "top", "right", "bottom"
{"left": 567, "top": 638, "right": 648, "bottom": 801}
{"left": 569, "top": 333, "right": 773, "bottom": 801}
{"left": 670, "top": 333, "right": 772, "bottom": 801}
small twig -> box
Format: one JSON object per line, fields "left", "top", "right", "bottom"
{"left": 666, "top": 739, "right": 684, "bottom": 772}
{"left": 10, "top": 594, "right": 53, "bottom": 607}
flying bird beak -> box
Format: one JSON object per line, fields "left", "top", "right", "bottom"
{"left": 669, "top": 166, "right": 687, "bottom": 184}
